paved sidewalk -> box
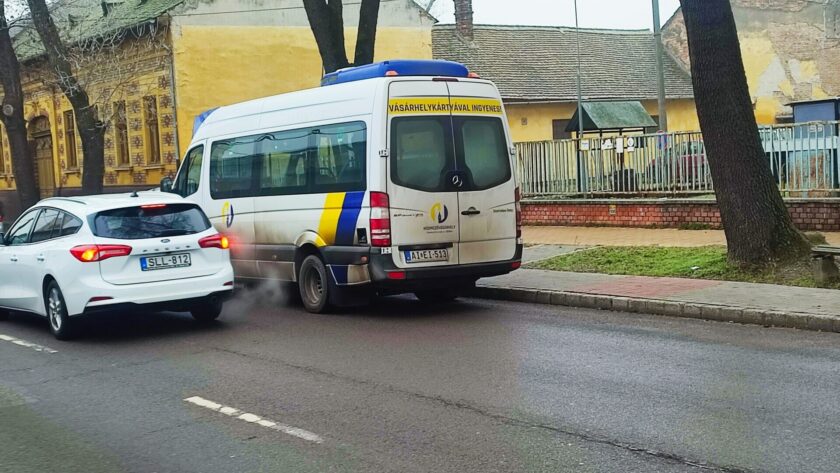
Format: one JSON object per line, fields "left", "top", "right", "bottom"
{"left": 476, "top": 268, "right": 840, "bottom": 333}
{"left": 524, "top": 226, "right": 840, "bottom": 247}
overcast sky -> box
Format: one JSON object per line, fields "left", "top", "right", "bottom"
{"left": 427, "top": 0, "right": 682, "bottom": 29}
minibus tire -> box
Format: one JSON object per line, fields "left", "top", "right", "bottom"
{"left": 299, "top": 255, "right": 330, "bottom": 313}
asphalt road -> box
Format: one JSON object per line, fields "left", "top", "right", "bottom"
{"left": 1, "top": 288, "right": 839, "bottom": 473}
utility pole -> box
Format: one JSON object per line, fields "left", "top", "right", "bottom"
{"left": 652, "top": 0, "right": 668, "bottom": 131}
{"left": 574, "top": 0, "right": 586, "bottom": 193}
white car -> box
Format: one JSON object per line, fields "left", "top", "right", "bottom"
{"left": 0, "top": 192, "right": 234, "bottom": 339}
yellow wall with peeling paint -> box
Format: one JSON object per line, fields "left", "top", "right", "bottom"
{"left": 735, "top": 31, "right": 831, "bottom": 124}
{"left": 171, "top": 26, "right": 432, "bottom": 156}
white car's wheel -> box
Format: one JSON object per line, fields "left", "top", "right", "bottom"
{"left": 45, "top": 281, "right": 76, "bottom": 340}
{"left": 190, "top": 297, "right": 223, "bottom": 323}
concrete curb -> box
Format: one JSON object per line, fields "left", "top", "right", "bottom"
{"left": 471, "top": 285, "right": 840, "bottom": 333}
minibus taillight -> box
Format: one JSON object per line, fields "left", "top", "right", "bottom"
{"left": 515, "top": 187, "right": 522, "bottom": 239}
{"left": 370, "top": 192, "right": 391, "bottom": 247}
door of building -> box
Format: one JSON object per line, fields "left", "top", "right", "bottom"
{"left": 29, "top": 116, "right": 55, "bottom": 199}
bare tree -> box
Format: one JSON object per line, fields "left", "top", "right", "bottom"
{"left": 303, "top": 0, "right": 381, "bottom": 74}
{"left": 680, "top": 0, "right": 810, "bottom": 265}
{"left": 26, "top": 0, "right": 103, "bottom": 195}
{"left": 0, "top": 0, "right": 39, "bottom": 209}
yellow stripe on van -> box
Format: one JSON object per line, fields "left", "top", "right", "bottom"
{"left": 317, "top": 192, "right": 346, "bottom": 246}
{"left": 388, "top": 97, "right": 504, "bottom": 116}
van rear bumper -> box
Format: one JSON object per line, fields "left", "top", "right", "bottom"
{"left": 367, "top": 244, "right": 523, "bottom": 291}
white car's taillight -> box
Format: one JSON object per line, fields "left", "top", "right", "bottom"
{"left": 70, "top": 244, "right": 132, "bottom": 262}
{"left": 199, "top": 234, "right": 230, "bottom": 249}
{"left": 369, "top": 192, "right": 391, "bottom": 247}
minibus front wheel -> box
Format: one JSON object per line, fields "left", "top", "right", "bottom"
{"left": 298, "top": 255, "right": 331, "bottom": 313}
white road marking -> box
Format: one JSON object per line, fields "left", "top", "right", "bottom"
{"left": 0, "top": 334, "right": 58, "bottom": 354}
{"left": 184, "top": 395, "right": 323, "bottom": 443}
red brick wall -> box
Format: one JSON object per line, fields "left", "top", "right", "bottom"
{"left": 522, "top": 200, "right": 840, "bottom": 231}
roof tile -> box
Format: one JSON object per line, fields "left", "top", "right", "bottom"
{"left": 432, "top": 24, "right": 695, "bottom": 102}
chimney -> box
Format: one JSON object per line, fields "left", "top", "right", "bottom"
{"left": 454, "top": 0, "right": 474, "bottom": 41}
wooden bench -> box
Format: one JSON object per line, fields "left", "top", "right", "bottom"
{"left": 811, "top": 246, "right": 840, "bottom": 284}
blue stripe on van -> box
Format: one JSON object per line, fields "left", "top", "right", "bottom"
{"left": 330, "top": 265, "right": 349, "bottom": 285}
{"left": 335, "top": 191, "right": 365, "bottom": 246}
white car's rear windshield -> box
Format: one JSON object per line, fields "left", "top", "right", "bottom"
{"left": 92, "top": 204, "right": 211, "bottom": 240}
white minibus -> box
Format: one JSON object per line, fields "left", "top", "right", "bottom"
{"left": 163, "top": 60, "right": 522, "bottom": 312}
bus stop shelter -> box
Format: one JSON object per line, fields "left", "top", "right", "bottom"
{"left": 565, "top": 101, "right": 658, "bottom": 137}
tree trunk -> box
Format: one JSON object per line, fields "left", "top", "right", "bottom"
{"left": 304, "top": 0, "right": 380, "bottom": 73}
{"left": 303, "top": 0, "right": 351, "bottom": 73}
{"left": 0, "top": 0, "right": 39, "bottom": 209}
{"left": 26, "top": 0, "right": 104, "bottom": 195}
{"left": 354, "top": 0, "right": 380, "bottom": 66}
{"left": 680, "top": 0, "right": 809, "bottom": 265}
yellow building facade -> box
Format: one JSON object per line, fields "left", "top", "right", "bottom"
{"left": 0, "top": 37, "right": 179, "bottom": 201}
{"left": 504, "top": 99, "right": 700, "bottom": 143}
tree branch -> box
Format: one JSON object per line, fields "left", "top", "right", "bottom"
{"left": 303, "top": 0, "right": 349, "bottom": 73}
{"left": 354, "top": 0, "right": 379, "bottom": 65}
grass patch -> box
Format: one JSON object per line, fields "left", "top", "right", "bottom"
{"left": 678, "top": 222, "right": 713, "bottom": 231}
{"left": 530, "top": 246, "right": 836, "bottom": 288}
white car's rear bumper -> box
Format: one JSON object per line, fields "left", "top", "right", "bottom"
{"left": 62, "top": 265, "right": 235, "bottom": 316}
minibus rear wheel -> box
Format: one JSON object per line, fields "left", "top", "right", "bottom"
{"left": 299, "top": 255, "right": 330, "bottom": 313}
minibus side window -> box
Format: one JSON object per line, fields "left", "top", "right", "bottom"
{"left": 210, "top": 137, "right": 258, "bottom": 199}
{"left": 390, "top": 117, "right": 453, "bottom": 192}
{"left": 313, "top": 122, "right": 366, "bottom": 193}
{"left": 258, "top": 128, "right": 310, "bottom": 196}
{"left": 456, "top": 117, "right": 511, "bottom": 190}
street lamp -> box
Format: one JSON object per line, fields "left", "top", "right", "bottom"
{"left": 574, "top": 0, "right": 585, "bottom": 193}
{"left": 652, "top": 0, "right": 668, "bottom": 131}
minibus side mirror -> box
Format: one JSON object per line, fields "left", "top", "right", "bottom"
{"left": 160, "top": 177, "right": 173, "bottom": 193}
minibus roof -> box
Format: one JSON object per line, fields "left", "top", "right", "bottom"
{"left": 321, "top": 60, "right": 469, "bottom": 86}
